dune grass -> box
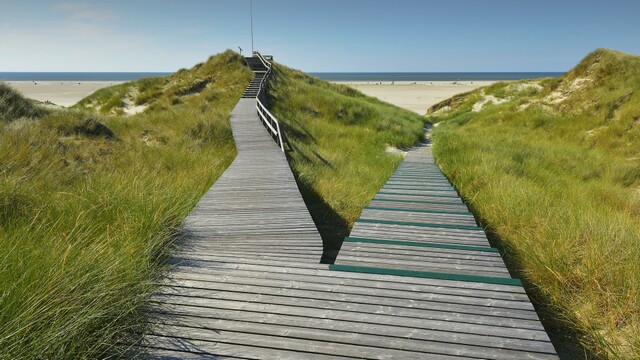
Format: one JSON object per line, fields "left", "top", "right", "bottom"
{"left": 0, "top": 50, "right": 250, "bottom": 359}
{"left": 428, "top": 49, "right": 640, "bottom": 359}
{"left": 76, "top": 51, "right": 252, "bottom": 115}
{"left": 268, "top": 64, "right": 426, "bottom": 261}
{"left": 0, "top": 82, "right": 47, "bottom": 120}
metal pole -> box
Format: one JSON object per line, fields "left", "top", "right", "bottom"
{"left": 250, "top": 1, "right": 254, "bottom": 54}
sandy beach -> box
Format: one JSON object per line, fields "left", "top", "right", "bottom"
{"left": 5, "top": 79, "right": 494, "bottom": 114}
{"left": 5, "top": 81, "right": 124, "bottom": 107}
{"left": 334, "top": 81, "right": 495, "bottom": 114}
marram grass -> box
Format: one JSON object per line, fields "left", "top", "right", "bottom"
{"left": 0, "top": 50, "right": 250, "bottom": 359}
{"left": 429, "top": 48, "right": 640, "bottom": 359}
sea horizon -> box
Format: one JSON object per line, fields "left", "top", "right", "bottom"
{"left": 311, "top": 72, "right": 565, "bottom": 81}
{"left": 0, "top": 72, "right": 172, "bottom": 81}
{"left": 1, "top": 71, "right": 565, "bottom": 82}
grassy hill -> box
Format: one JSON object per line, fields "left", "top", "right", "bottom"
{"left": 0, "top": 50, "right": 250, "bottom": 359}
{"left": 0, "top": 50, "right": 426, "bottom": 357}
{"left": 428, "top": 49, "right": 640, "bottom": 359}
{"left": 0, "top": 82, "right": 47, "bottom": 121}
{"left": 75, "top": 50, "right": 252, "bottom": 115}
{"left": 268, "top": 64, "right": 425, "bottom": 261}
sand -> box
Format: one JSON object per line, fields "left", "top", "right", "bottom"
{"left": 6, "top": 79, "right": 494, "bottom": 114}
{"left": 333, "top": 81, "right": 496, "bottom": 114}
{"left": 5, "top": 81, "right": 124, "bottom": 107}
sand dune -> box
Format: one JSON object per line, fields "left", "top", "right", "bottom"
{"left": 6, "top": 79, "right": 494, "bottom": 115}
{"left": 5, "top": 81, "right": 124, "bottom": 107}
{"left": 334, "top": 81, "right": 495, "bottom": 114}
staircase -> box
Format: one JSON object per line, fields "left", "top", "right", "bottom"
{"left": 242, "top": 57, "right": 269, "bottom": 98}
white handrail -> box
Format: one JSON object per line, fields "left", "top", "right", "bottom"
{"left": 256, "top": 100, "right": 279, "bottom": 136}
{"left": 254, "top": 51, "right": 272, "bottom": 70}
{"left": 253, "top": 51, "right": 285, "bottom": 152}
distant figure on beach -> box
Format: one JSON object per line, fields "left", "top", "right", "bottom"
{"left": 391, "top": 81, "right": 394, "bottom": 85}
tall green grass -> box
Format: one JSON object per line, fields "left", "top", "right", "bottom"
{"left": 0, "top": 82, "right": 47, "bottom": 120}
{"left": 268, "top": 65, "right": 426, "bottom": 261}
{"left": 429, "top": 49, "right": 640, "bottom": 359}
{"left": 0, "top": 50, "right": 251, "bottom": 359}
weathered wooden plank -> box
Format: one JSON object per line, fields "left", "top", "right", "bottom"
{"left": 148, "top": 299, "right": 555, "bottom": 353}
{"left": 163, "top": 266, "right": 531, "bottom": 303}
{"left": 141, "top": 334, "right": 347, "bottom": 360}
{"left": 375, "top": 192, "right": 464, "bottom": 203}
{"left": 146, "top": 313, "right": 558, "bottom": 359}
{"left": 161, "top": 275, "right": 534, "bottom": 312}
{"left": 144, "top": 327, "right": 468, "bottom": 360}
{"left": 167, "top": 253, "right": 530, "bottom": 294}
{"left": 344, "top": 236, "right": 498, "bottom": 253}
{"left": 155, "top": 280, "right": 541, "bottom": 322}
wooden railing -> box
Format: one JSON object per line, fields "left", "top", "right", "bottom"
{"left": 253, "top": 51, "right": 285, "bottom": 152}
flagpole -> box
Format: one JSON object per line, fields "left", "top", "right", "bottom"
{"left": 250, "top": 1, "right": 254, "bottom": 54}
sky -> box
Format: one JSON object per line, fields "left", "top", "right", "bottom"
{"left": 1, "top": 0, "right": 639, "bottom": 72}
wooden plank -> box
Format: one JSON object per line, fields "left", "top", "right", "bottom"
{"left": 344, "top": 236, "right": 498, "bottom": 252}
{"left": 163, "top": 267, "right": 532, "bottom": 305}
{"left": 144, "top": 327, "right": 467, "bottom": 360}
{"left": 149, "top": 299, "right": 555, "bottom": 354}
{"left": 330, "top": 264, "right": 520, "bottom": 286}
{"left": 141, "top": 334, "right": 347, "bottom": 359}
{"left": 167, "top": 253, "right": 530, "bottom": 295}
{"left": 156, "top": 280, "right": 541, "bottom": 322}
{"left": 146, "top": 313, "right": 558, "bottom": 359}
{"left": 366, "top": 205, "right": 472, "bottom": 216}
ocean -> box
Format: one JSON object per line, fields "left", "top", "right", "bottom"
{"left": 0, "top": 72, "right": 564, "bottom": 82}
{"left": 310, "top": 72, "right": 564, "bottom": 81}
{"left": 0, "top": 72, "right": 172, "bottom": 81}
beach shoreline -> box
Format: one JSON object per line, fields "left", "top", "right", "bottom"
{"left": 5, "top": 81, "right": 124, "bottom": 108}
{"left": 5, "top": 79, "right": 496, "bottom": 114}
{"left": 332, "top": 80, "right": 496, "bottom": 114}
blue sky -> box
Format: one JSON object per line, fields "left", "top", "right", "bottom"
{"left": 1, "top": 0, "right": 639, "bottom": 72}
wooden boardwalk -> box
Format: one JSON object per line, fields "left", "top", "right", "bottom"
{"left": 177, "top": 97, "right": 323, "bottom": 262}
{"left": 139, "top": 58, "right": 558, "bottom": 359}
{"left": 336, "top": 142, "right": 512, "bottom": 277}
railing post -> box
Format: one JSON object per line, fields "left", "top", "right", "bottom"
{"left": 253, "top": 51, "right": 285, "bottom": 152}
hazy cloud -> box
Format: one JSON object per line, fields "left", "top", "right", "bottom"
{"left": 0, "top": 1, "right": 148, "bottom": 70}
{"left": 54, "top": 2, "right": 117, "bottom": 22}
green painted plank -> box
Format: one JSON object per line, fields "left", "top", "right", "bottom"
{"left": 386, "top": 183, "right": 453, "bottom": 188}
{"left": 387, "top": 178, "right": 452, "bottom": 187}
{"left": 393, "top": 173, "right": 445, "bottom": 177}
{"left": 377, "top": 191, "right": 461, "bottom": 199}
{"left": 394, "top": 170, "right": 443, "bottom": 173}
{"left": 390, "top": 177, "right": 448, "bottom": 181}
{"left": 329, "top": 264, "right": 522, "bottom": 286}
{"left": 365, "top": 206, "right": 472, "bottom": 216}
{"left": 372, "top": 198, "right": 467, "bottom": 206}
{"left": 382, "top": 187, "right": 458, "bottom": 193}
{"left": 345, "top": 236, "right": 499, "bottom": 252}
{"left": 391, "top": 178, "right": 450, "bottom": 182}
{"left": 357, "top": 218, "right": 483, "bottom": 231}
